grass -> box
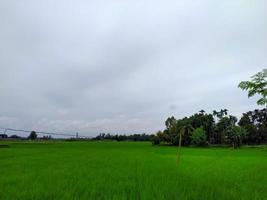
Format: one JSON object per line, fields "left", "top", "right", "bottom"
{"left": 0, "top": 141, "right": 266, "bottom": 200}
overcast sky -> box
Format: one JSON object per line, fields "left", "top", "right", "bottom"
{"left": 0, "top": 0, "right": 266, "bottom": 136}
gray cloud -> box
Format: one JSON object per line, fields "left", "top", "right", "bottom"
{"left": 0, "top": 0, "right": 266, "bottom": 135}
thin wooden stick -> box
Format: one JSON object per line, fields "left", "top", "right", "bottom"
{"left": 177, "top": 128, "right": 183, "bottom": 164}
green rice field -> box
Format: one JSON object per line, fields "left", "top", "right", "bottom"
{"left": 0, "top": 141, "right": 266, "bottom": 200}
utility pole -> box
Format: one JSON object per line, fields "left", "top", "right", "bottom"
{"left": 76, "top": 132, "right": 78, "bottom": 139}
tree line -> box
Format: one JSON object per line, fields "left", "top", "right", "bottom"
{"left": 153, "top": 69, "right": 267, "bottom": 148}
{"left": 91, "top": 133, "right": 153, "bottom": 141}
{"left": 152, "top": 108, "right": 267, "bottom": 148}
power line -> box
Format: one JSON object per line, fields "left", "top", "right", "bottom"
{"left": 0, "top": 127, "right": 87, "bottom": 138}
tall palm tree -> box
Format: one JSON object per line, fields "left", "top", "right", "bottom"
{"left": 222, "top": 109, "right": 228, "bottom": 116}
{"left": 213, "top": 110, "right": 218, "bottom": 117}
{"left": 199, "top": 110, "right": 205, "bottom": 115}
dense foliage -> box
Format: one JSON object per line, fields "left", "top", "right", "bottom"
{"left": 239, "top": 109, "right": 267, "bottom": 144}
{"left": 153, "top": 109, "right": 267, "bottom": 147}
{"left": 190, "top": 127, "right": 207, "bottom": 146}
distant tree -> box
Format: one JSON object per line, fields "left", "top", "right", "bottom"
{"left": 199, "top": 110, "right": 205, "bottom": 115}
{"left": 191, "top": 127, "right": 207, "bottom": 146}
{"left": 28, "top": 131, "right": 37, "bottom": 140}
{"left": 42, "top": 135, "right": 52, "bottom": 140}
{"left": 239, "top": 109, "right": 267, "bottom": 144}
{"left": 151, "top": 135, "right": 160, "bottom": 145}
{"left": 181, "top": 119, "right": 194, "bottom": 145}
{"left": 190, "top": 112, "right": 215, "bottom": 144}
{"left": 212, "top": 110, "right": 218, "bottom": 117}
{"left": 215, "top": 115, "right": 237, "bottom": 144}
{"left": 9, "top": 135, "right": 21, "bottom": 139}
{"left": 92, "top": 133, "right": 154, "bottom": 142}
{"left": 226, "top": 126, "right": 247, "bottom": 148}
{"left": 213, "top": 109, "right": 228, "bottom": 119}
{"left": 239, "top": 69, "right": 267, "bottom": 106}
{"left": 165, "top": 116, "right": 178, "bottom": 136}
{"left": 0, "top": 134, "right": 8, "bottom": 139}
{"left": 176, "top": 122, "right": 194, "bottom": 164}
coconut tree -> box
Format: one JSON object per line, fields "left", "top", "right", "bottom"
{"left": 199, "top": 110, "right": 206, "bottom": 115}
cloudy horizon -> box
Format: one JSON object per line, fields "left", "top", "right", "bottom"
{"left": 1, "top": 0, "right": 266, "bottom": 136}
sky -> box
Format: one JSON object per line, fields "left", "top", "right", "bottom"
{"left": 0, "top": 0, "right": 266, "bottom": 136}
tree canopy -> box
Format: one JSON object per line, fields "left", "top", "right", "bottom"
{"left": 239, "top": 69, "right": 267, "bottom": 106}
